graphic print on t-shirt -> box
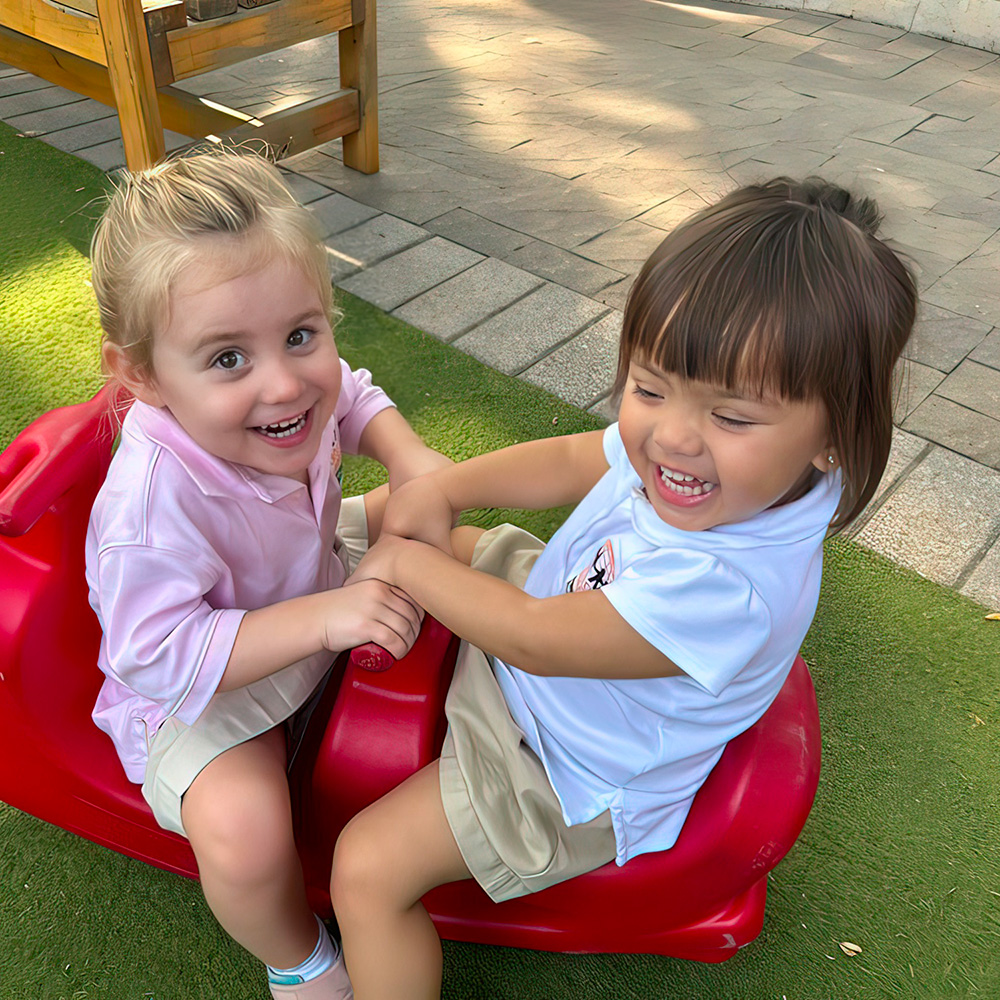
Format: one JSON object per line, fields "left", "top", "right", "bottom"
{"left": 566, "top": 540, "right": 616, "bottom": 593}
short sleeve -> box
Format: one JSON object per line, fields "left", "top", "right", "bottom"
{"left": 600, "top": 548, "right": 772, "bottom": 696}
{"left": 94, "top": 542, "right": 245, "bottom": 724}
{"left": 335, "top": 360, "right": 395, "bottom": 453}
{"left": 602, "top": 423, "right": 635, "bottom": 478}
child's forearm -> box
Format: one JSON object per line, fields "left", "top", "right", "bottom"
{"left": 218, "top": 593, "right": 330, "bottom": 691}
{"left": 218, "top": 581, "right": 423, "bottom": 690}
{"left": 428, "top": 430, "right": 608, "bottom": 514}
{"left": 381, "top": 430, "right": 609, "bottom": 546}
{"left": 357, "top": 407, "right": 451, "bottom": 486}
{"left": 382, "top": 538, "right": 682, "bottom": 680}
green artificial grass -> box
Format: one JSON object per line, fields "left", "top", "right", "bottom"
{"left": 2, "top": 125, "right": 999, "bottom": 1000}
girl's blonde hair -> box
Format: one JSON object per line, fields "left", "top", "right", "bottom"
{"left": 91, "top": 148, "right": 337, "bottom": 375}
{"left": 615, "top": 177, "right": 918, "bottom": 533}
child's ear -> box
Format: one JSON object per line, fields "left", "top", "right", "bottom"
{"left": 102, "top": 341, "right": 164, "bottom": 408}
{"left": 811, "top": 447, "right": 837, "bottom": 473}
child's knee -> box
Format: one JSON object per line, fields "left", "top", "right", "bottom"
{"left": 184, "top": 782, "right": 293, "bottom": 886}
{"left": 330, "top": 812, "right": 402, "bottom": 915}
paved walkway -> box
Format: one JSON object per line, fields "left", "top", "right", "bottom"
{"left": 2, "top": 0, "right": 999, "bottom": 606}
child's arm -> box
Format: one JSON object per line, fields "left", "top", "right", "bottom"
{"left": 352, "top": 429, "right": 683, "bottom": 680}
{"left": 355, "top": 535, "right": 683, "bottom": 681}
{"left": 378, "top": 429, "right": 611, "bottom": 552}
{"left": 357, "top": 407, "right": 452, "bottom": 488}
{"left": 217, "top": 579, "right": 422, "bottom": 691}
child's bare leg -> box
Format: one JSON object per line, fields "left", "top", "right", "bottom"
{"left": 180, "top": 727, "right": 317, "bottom": 969}
{"left": 331, "top": 761, "right": 471, "bottom": 1000}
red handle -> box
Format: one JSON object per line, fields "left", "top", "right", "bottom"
{"left": 348, "top": 642, "right": 396, "bottom": 672}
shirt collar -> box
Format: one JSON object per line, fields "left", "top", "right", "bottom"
{"left": 125, "top": 401, "right": 332, "bottom": 504}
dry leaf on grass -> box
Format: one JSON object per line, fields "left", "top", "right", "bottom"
{"left": 985, "top": 612, "right": 1000, "bottom": 620}
{"left": 839, "top": 941, "right": 863, "bottom": 956}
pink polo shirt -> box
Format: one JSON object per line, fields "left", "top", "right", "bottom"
{"left": 86, "top": 361, "right": 393, "bottom": 782}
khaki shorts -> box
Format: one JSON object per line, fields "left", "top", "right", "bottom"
{"left": 440, "top": 524, "right": 617, "bottom": 903}
{"left": 142, "top": 494, "right": 370, "bottom": 836}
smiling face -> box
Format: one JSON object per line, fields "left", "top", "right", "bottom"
{"left": 618, "top": 359, "right": 833, "bottom": 532}
{"left": 115, "top": 255, "right": 342, "bottom": 483}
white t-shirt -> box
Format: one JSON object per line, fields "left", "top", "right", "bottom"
{"left": 494, "top": 423, "right": 841, "bottom": 865}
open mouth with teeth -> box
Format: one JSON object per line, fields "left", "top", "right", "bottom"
{"left": 254, "top": 411, "right": 309, "bottom": 440}
{"left": 659, "top": 465, "right": 717, "bottom": 497}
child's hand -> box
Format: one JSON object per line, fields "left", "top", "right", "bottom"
{"left": 320, "top": 576, "right": 423, "bottom": 660}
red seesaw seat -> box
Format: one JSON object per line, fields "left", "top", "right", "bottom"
{"left": 0, "top": 386, "right": 821, "bottom": 962}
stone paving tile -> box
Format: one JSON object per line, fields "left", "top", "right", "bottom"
{"left": 969, "top": 328, "right": 1000, "bottom": 371}
{"left": 572, "top": 219, "right": 668, "bottom": 276}
{"left": 310, "top": 192, "right": 382, "bottom": 238}
{"left": 855, "top": 447, "right": 1000, "bottom": 587}
{"left": 902, "top": 395, "right": 1000, "bottom": 471}
{"left": 960, "top": 538, "right": 1000, "bottom": 609}
{"left": 593, "top": 277, "right": 633, "bottom": 312}
{"left": 916, "top": 79, "right": 1000, "bottom": 120}
{"left": 869, "top": 428, "right": 929, "bottom": 509}
{"left": 424, "top": 208, "right": 533, "bottom": 258}
{"left": 326, "top": 215, "right": 430, "bottom": 281}
{"left": 40, "top": 116, "right": 124, "bottom": 154}
{"left": 880, "top": 209, "right": 999, "bottom": 270}
{"left": 812, "top": 18, "right": 905, "bottom": 49}
{"left": 392, "top": 257, "right": 543, "bottom": 342}
{"left": 520, "top": 311, "right": 623, "bottom": 408}
{"left": 0, "top": 85, "right": 86, "bottom": 119}
{"left": 338, "top": 237, "right": 483, "bottom": 312}
{"left": 280, "top": 171, "right": 334, "bottom": 205}
{"left": 896, "top": 360, "right": 944, "bottom": 421}
{"left": 879, "top": 32, "right": 951, "bottom": 61}
{"left": 777, "top": 12, "right": 839, "bottom": 35}
{"left": 0, "top": 73, "right": 52, "bottom": 98}
{"left": 903, "top": 303, "right": 993, "bottom": 373}
{"left": 453, "top": 284, "right": 608, "bottom": 375}
{"left": 923, "top": 233, "right": 1000, "bottom": 327}
{"left": 588, "top": 395, "right": 619, "bottom": 424}
{"left": 891, "top": 129, "right": 1000, "bottom": 171}
{"left": 934, "top": 359, "right": 1000, "bottom": 422}
{"left": 790, "top": 39, "right": 918, "bottom": 80}
{"left": 72, "top": 129, "right": 191, "bottom": 172}
{"left": 502, "top": 241, "right": 625, "bottom": 298}
{"left": 6, "top": 99, "right": 115, "bottom": 135}
{"left": 284, "top": 146, "right": 492, "bottom": 225}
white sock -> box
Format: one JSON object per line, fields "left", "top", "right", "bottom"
{"left": 266, "top": 915, "right": 339, "bottom": 986}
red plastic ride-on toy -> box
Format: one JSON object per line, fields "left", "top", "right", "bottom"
{"left": 0, "top": 386, "right": 822, "bottom": 962}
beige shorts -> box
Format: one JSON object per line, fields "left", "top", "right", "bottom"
{"left": 440, "top": 524, "right": 617, "bottom": 903}
{"left": 141, "top": 494, "right": 370, "bottom": 836}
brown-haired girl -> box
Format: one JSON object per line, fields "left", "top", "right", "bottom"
{"left": 332, "top": 177, "right": 917, "bottom": 999}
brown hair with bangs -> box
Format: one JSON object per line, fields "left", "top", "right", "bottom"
{"left": 614, "top": 177, "right": 917, "bottom": 532}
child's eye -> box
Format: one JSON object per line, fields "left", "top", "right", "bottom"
{"left": 212, "top": 350, "right": 247, "bottom": 371}
{"left": 287, "top": 328, "right": 314, "bottom": 349}
{"left": 632, "top": 385, "right": 661, "bottom": 400}
{"left": 715, "top": 413, "right": 754, "bottom": 429}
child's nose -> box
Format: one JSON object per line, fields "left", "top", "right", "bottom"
{"left": 260, "top": 360, "right": 305, "bottom": 404}
{"left": 654, "top": 412, "right": 702, "bottom": 456}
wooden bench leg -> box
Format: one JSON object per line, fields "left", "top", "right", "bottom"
{"left": 339, "top": 0, "right": 378, "bottom": 174}
{"left": 97, "top": 0, "right": 165, "bottom": 171}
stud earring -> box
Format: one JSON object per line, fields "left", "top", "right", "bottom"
{"left": 828, "top": 455, "right": 836, "bottom": 465}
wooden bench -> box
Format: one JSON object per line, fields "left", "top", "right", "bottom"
{"left": 0, "top": 0, "right": 378, "bottom": 172}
